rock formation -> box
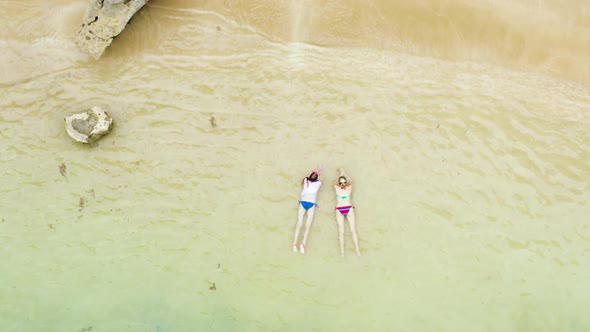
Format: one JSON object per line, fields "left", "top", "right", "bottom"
{"left": 75, "top": 0, "right": 149, "bottom": 59}
{"left": 65, "top": 106, "right": 113, "bottom": 144}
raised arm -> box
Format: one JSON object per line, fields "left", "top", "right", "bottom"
{"left": 303, "top": 165, "right": 324, "bottom": 187}
{"left": 313, "top": 165, "right": 324, "bottom": 182}
{"left": 337, "top": 168, "right": 352, "bottom": 185}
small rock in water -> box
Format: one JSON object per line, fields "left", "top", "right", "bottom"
{"left": 65, "top": 106, "right": 113, "bottom": 144}
{"left": 58, "top": 162, "right": 67, "bottom": 178}
{"left": 216, "top": 25, "right": 222, "bottom": 31}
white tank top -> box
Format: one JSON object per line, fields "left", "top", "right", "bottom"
{"left": 301, "top": 178, "right": 322, "bottom": 202}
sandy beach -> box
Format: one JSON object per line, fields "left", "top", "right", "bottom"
{"left": 1, "top": 1, "right": 589, "bottom": 331}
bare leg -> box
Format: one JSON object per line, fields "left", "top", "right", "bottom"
{"left": 293, "top": 204, "right": 306, "bottom": 248}
{"left": 347, "top": 209, "right": 360, "bottom": 256}
{"left": 301, "top": 206, "right": 316, "bottom": 248}
{"left": 335, "top": 212, "right": 345, "bottom": 256}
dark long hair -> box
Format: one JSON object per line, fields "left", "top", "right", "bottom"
{"left": 307, "top": 172, "right": 319, "bottom": 182}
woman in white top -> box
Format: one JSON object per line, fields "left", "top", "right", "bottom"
{"left": 292, "top": 168, "right": 322, "bottom": 254}
{"left": 334, "top": 168, "right": 360, "bottom": 256}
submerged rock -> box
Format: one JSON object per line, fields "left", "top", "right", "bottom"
{"left": 65, "top": 106, "right": 113, "bottom": 144}
{"left": 75, "top": 0, "right": 149, "bottom": 59}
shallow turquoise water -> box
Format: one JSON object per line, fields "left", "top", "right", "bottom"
{"left": 1, "top": 1, "right": 590, "bottom": 331}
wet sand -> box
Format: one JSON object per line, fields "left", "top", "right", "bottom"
{"left": 1, "top": 1, "right": 589, "bottom": 331}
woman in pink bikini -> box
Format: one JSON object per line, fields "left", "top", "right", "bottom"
{"left": 334, "top": 168, "right": 360, "bottom": 256}
{"left": 292, "top": 167, "right": 323, "bottom": 254}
